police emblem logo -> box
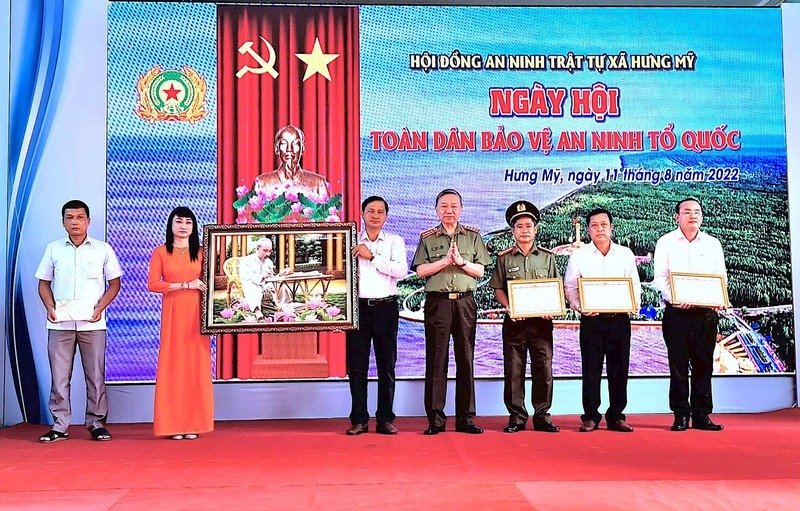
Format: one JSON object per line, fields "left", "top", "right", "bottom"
{"left": 516, "top": 203, "right": 526, "bottom": 212}
{"left": 135, "top": 65, "right": 207, "bottom": 124}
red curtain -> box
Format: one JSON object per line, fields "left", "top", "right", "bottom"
{"left": 217, "top": 5, "right": 360, "bottom": 379}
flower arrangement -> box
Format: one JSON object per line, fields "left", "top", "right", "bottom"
{"left": 272, "top": 297, "right": 343, "bottom": 323}
{"left": 218, "top": 299, "right": 255, "bottom": 323}
{"left": 233, "top": 182, "right": 343, "bottom": 224}
{"left": 217, "top": 296, "right": 344, "bottom": 324}
{"left": 295, "top": 296, "right": 342, "bottom": 322}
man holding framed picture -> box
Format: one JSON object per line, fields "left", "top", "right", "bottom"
{"left": 346, "top": 196, "right": 408, "bottom": 436}
{"left": 564, "top": 208, "right": 641, "bottom": 433}
{"left": 653, "top": 197, "right": 727, "bottom": 432}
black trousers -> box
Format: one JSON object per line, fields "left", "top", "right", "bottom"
{"left": 502, "top": 317, "right": 554, "bottom": 426}
{"left": 662, "top": 305, "right": 718, "bottom": 418}
{"left": 346, "top": 298, "right": 399, "bottom": 425}
{"left": 423, "top": 293, "right": 477, "bottom": 428}
{"left": 579, "top": 314, "right": 631, "bottom": 424}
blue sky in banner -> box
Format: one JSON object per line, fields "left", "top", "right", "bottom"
{"left": 360, "top": 7, "right": 786, "bottom": 147}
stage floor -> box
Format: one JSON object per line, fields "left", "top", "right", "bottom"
{"left": 2, "top": 410, "right": 799, "bottom": 510}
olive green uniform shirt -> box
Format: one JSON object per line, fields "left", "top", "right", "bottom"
{"left": 412, "top": 223, "right": 491, "bottom": 292}
{"left": 488, "top": 245, "right": 559, "bottom": 290}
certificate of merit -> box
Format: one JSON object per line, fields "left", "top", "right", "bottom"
{"left": 578, "top": 277, "right": 637, "bottom": 314}
{"left": 669, "top": 272, "right": 729, "bottom": 308}
{"left": 507, "top": 279, "right": 566, "bottom": 318}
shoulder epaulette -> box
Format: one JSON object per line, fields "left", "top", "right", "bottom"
{"left": 537, "top": 246, "right": 553, "bottom": 254}
{"left": 462, "top": 224, "right": 481, "bottom": 233}
{"left": 497, "top": 247, "right": 514, "bottom": 257}
{"left": 420, "top": 227, "right": 439, "bottom": 239}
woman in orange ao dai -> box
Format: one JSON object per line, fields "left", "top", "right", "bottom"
{"left": 148, "top": 206, "right": 214, "bottom": 440}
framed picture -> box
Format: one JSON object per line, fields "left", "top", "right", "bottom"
{"left": 201, "top": 222, "right": 358, "bottom": 333}
{"left": 507, "top": 279, "right": 566, "bottom": 318}
{"left": 669, "top": 272, "right": 730, "bottom": 308}
{"left": 578, "top": 277, "right": 637, "bottom": 314}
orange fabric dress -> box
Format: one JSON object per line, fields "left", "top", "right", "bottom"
{"left": 148, "top": 245, "right": 214, "bottom": 437}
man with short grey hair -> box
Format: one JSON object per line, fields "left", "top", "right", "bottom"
{"left": 412, "top": 189, "right": 491, "bottom": 435}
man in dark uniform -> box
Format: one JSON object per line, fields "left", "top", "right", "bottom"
{"left": 412, "top": 189, "right": 491, "bottom": 435}
{"left": 489, "top": 201, "right": 560, "bottom": 433}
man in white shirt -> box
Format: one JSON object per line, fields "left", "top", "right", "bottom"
{"left": 35, "top": 200, "right": 122, "bottom": 443}
{"left": 564, "top": 208, "right": 641, "bottom": 433}
{"left": 653, "top": 198, "right": 726, "bottom": 432}
{"left": 238, "top": 237, "right": 289, "bottom": 318}
{"left": 346, "top": 196, "right": 408, "bottom": 435}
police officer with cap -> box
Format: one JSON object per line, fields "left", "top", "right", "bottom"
{"left": 489, "top": 200, "right": 560, "bottom": 433}
{"left": 412, "top": 188, "right": 491, "bottom": 435}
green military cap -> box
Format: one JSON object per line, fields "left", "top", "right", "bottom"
{"left": 505, "top": 200, "right": 540, "bottom": 226}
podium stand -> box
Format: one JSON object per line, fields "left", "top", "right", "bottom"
{"left": 251, "top": 332, "right": 329, "bottom": 378}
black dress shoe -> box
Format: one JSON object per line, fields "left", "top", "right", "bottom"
{"left": 455, "top": 424, "right": 484, "bottom": 434}
{"left": 376, "top": 422, "right": 399, "bottom": 435}
{"left": 423, "top": 425, "right": 445, "bottom": 435}
{"left": 579, "top": 420, "right": 598, "bottom": 432}
{"left": 503, "top": 424, "right": 525, "bottom": 433}
{"left": 692, "top": 415, "right": 724, "bottom": 431}
{"left": 346, "top": 423, "right": 368, "bottom": 435}
{"left": 607, "top": 419, "right": 634, "bottom": 432}
{"left": 671, "top": 415, "right": 689, "bottom": 431}
{"left": 533, "top": 422, "right": 560, "bottom": 433}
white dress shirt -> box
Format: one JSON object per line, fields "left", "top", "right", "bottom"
{"left": 35, "top": 236, "right": 123, "bottom": 331}
{"left": 564, "top": 241, "right": 642, "bottom": 310}
{"left": 653, "top": 228, "right": 727, "bottom": 303}
{"left": 239, "top": 253, "right": 277, "bottom": 311}
{"left": 357, "top": 229, "right": 408, "bottom": 299}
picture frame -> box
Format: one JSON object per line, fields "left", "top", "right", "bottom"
{"left": 669, "top": 272, "right": 730, "bottom": 308}
{"left": 578, "top": 277, "right": 637, "bottom": 314}
{"left": 507, "top": 278, "right": 566, "bottom": 318}
{"left": 201, "top": 222, "right": 358, "bottom": 333}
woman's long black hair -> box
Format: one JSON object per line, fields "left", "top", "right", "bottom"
{"left": 165, "top": 206, "right": 200, "bottom": 262}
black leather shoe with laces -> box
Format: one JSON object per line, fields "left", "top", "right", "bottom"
{"left": 346, "top": 423, "right": 368, "bottom": 436}
{"left": 533, "top": 422, "right": 560, "bottom": 433}
{"left": 671, "top": 416, "right": 689, "bottom": 432}
{"left": 692, "top": 415, "right": 724, "bottom": 431}
{"left": 455, "top": 424, "right": 484, "bottom": 434}
{"left": 423, "top": 425, "right": 445, "bottom": 435}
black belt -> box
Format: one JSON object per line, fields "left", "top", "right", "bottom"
{"left": 665, "top": 304, "right": 716, "bottom": 316}
{"left": 359, "top": 296, "right": 398, "bottom": 306}
{"left": 426, "top": 291, "right": 473, "bottom": 300}
{"left": 583, "top": 312, "right": 629, "bottom": 318}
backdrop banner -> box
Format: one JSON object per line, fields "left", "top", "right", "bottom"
{"left": 106, "top": 4, "right": 792, "bottom": 382}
